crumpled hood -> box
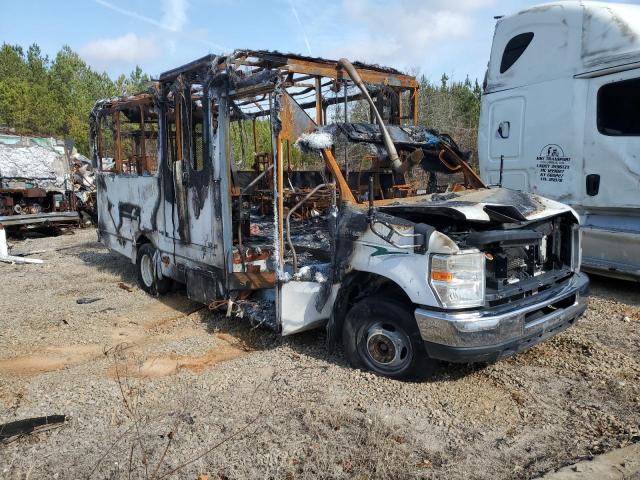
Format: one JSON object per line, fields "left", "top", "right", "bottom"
{"left": 376, "top": 187, "right": 577, "bottom": 223}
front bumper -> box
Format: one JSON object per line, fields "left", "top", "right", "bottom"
{"left": 415, "top": 272, "right": 589, "bottom": 363}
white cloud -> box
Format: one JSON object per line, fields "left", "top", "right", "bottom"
{"left": 161, "top": 0, "right": 188, "bottom": 32}
{"left": 294, "top": 0, "right": 498, "bottom": 79}
{"left": 80, "top": 33, "right": 160, "bottom": 65}
{"left": 90, "top": 0, "right": 228, "bottom": 58}
{"left": 326, "top": 0, "right": 495, "bottom": 65}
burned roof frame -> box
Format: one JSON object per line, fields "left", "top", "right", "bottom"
{"left": 158, "top": 49, "right": 418, "bottom": 87}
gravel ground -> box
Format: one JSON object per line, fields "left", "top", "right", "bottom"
{"left": 0, "top": 228, "right": 638, "bottom": 479}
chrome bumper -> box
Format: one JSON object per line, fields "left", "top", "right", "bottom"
{"left": 415, "top": 272, "right": 589, "bottom": 362}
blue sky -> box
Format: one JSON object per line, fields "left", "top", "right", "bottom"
{"left": 1, "top": 0, "right": 637, "bottom": 83}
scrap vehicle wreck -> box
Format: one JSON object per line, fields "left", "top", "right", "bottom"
{"left": 90, "top": 50, "right": 589, "bottom": 379}
{"left": 0, "top": 131, "right": 91, "bottom": 229}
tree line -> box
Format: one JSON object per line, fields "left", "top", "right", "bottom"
{"left": 0, "top": 43, "right": 481, "bottom": 161}
{"left": 0, "top": 43, "right": 149, "bottom": 155}
{"left": 417, "top": 73, "right": 482, "bottom": 165}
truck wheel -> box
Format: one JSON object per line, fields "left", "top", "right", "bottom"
{"left": 342, "top": 297, "right": 437, "bottom": 381}
{"left": 136, "top": 243, "right": 172, "bottom": 296}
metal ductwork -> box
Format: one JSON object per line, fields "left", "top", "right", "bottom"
{"left": 337, "top": 58, "right": 402, "bottom": 172}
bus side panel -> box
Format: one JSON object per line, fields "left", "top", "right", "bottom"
{"left": 96, "top": 173, "right": 162, "bottom": 262}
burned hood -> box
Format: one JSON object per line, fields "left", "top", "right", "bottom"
{"left": 376, "top": 187, "right": 577, "bottom": 223}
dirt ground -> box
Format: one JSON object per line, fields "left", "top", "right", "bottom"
{"left": 0, "top": 228, "right": 638, "bottom": 480}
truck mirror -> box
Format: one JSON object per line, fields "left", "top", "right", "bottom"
{"left": 586, "top": 174, "right": 600, "bottom": 196}
{"left": 498, "top": 121, "right": 510, "bottom": 139}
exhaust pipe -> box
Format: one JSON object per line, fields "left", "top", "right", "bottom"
{"left": 337, "top": 58, "right": 402, "bottom": 172}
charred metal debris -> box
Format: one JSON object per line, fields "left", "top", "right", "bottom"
{"left": 89, "top": 50, "right": 496, "bottom": 329}
{"left": 0, "top": 131, "right": 95, "bottom": 230}
{"left": 0, "top": 415, "right": 67, "bottom": 444}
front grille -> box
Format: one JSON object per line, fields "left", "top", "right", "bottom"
{"left": 486, "top": 243, "right": 546, "bottom": 290}
{"left": 486, "top": 268, "right": 572, "bottom": 307}
{"left": 483, "top": 219, "right": 575, "bottom": 293}
{"left": 456, "top": 214, "right": 577, "bottom": 306}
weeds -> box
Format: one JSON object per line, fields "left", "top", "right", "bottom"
{"left": 87, "top": 345, "right": 275, "bottom": 480}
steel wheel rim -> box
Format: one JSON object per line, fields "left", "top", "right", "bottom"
{"left": 140, "top": 253, "right": 154, "bottom": 288}
{"left": 362, "top": 321, "right": 412, "bottom": 372}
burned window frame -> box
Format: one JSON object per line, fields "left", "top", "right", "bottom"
{"left": 96, "top": 114, "right": 117, "bottom": 172}
{"left": 185, "top": 99, "right": 205, "bottom": 173}
{"left": 95, "top": 94, "right": 160, "bottom": 176}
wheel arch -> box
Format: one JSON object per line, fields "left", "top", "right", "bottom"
{"left": 327, "top": 271, "right": 413, "bottom": 348}
{"left": 133, "top": 233, "right": 152, "bottom": 263}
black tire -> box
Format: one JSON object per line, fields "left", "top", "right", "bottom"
{"left": 342, "top": 297, "right": 438, "bottom": 381}
{"left": 136, "top": 243, "right": 172, "bottom": 296}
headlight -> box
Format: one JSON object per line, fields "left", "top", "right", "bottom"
{"left": 430, "top": 252, "right": 485, "bottom": 308}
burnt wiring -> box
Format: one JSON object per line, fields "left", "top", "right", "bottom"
{"left": 366, "top": 176, "right": 423, "bottom": 250}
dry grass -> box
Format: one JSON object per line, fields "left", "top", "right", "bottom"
{"left": 88, "top": 347, "right": 276, "bottom": 480}
{"left": 290, "top": 410, "right": 432, "bottom": 479}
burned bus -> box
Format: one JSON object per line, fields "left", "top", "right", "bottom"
{"left": 91, "top": 51, "right": 588, "bottom": 379}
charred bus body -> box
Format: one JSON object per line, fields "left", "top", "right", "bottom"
{"left": 91, "top": 51, "right": 588, "bottom": 379}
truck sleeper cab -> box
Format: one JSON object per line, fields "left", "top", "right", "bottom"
{"left": 91, "top": 50, "right": 588, "bottom": 380}
{"left": 479, "top": 0, "right": 640, "bottom": 281}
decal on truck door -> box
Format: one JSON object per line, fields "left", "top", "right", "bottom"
{"left": 364, "top": 244, "right": 409, "bottom": 257}
{"left": 536, "top": 144, "right": 571, "bottom": 183}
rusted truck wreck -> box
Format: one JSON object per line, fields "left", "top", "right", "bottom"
{"left": 91, "top": 51, "right": 588, "bottom": 379}
{"left": 0, "top": 133, "right": 80, "bottom": 229}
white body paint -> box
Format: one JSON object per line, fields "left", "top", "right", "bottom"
{"left": 280, "top": 191, "right": 576, "bottom": 335}
{"left": 281, "top": 283, "right": 339, "bottom": 335}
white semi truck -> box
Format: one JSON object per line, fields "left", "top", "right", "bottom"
{"left": 479, "top": 0, "right": 640, "bottom": 281}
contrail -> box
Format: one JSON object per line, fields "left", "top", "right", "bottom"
{"left": 94, "top": 0, "right": 170, "bottom": 31}
{"left": 93, "top": 0, "right": 227, "bottom": 51}
{"left": 288, "top": 0, "right": 312, "bottom": 55}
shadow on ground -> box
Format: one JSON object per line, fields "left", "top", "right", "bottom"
{"left": 5, "top": 226, "right": 77, "bottom": 240}
{"left": 586, "top": 272, "right": 640, "bottom": 306}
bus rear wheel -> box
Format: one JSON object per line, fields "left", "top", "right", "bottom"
{"left": 136, "top": 243, "right": 172, "bottom": 296}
